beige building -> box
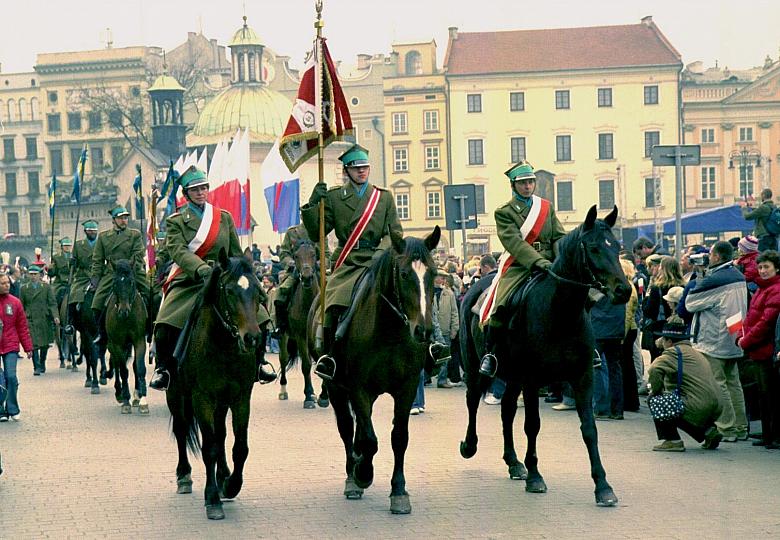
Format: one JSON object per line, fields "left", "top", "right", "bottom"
{"left": 444, "top": 17, "right": 683, "bottom": 252}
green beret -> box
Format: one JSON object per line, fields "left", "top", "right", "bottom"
{"left": 338, "top": 144, "right": 370, "bottom": 167}
{"left": 505, "top": 161, "right": 536, "bottom": 182}
{"left": 156, "top": 231, "right": 167, "bottom": 240}
{"left": 59, "top": 237, "right": 73, "bottom": 246}
{"left": 82, "top": 220, "right": 99, "bottom": 231}
{"left": 109, "top": 205, "right": 130, "bottom": 218}
{"left": 179, "top": 165, "right": 208, "bottom": 190}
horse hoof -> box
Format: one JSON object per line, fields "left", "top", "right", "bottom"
{"left": 139, "top": 404, "right": 149, "bottom": 414}
{"left": 508, "top": 463, "right": 528, "bottom": 480}
{"left": 390, "top": 493, "right": 412, "bottom": 514}
{"left": 99, "top": 377, "right": 107, "bottom": 386}
{"left": 223, "top": 475, "right": 243, "bottom": 499}
{"left": 206, "top": 504, "right": 225, "bottom": 520}
{"left": 84, "top": 379, "right": 92, "bottom": 388}
{"left": 91, "top": 386, "right": 101, "bottom": 395}
{"left": 121, "top": 404, "right": 132, "bottom": 414}
{"left": 278, "top": 392, "right": 288, "bottom": 400}
{"left": 459, "top": 440, "right": 477, "bottom": 459}
{"left": 71, "top": 366, "right": 79, "bottom": 372}
{"left": 317, "top": 398, "right": 330, "bottom": 408}
{"left": 303, "top": 400, "right": 316, "bottom": 409}
{"left": 343, "top": 477, "right": 364, "bottom": 499}
{"left": 352, "top": 464, "right": 374, "bottom": 490}
{"left": 176, "top": 474, "right": 193, "bottom": 494}
{"left": 132, "top": 399, "right": 140, "bottom": 407}
{"left": 525, "top": 477, "right": 547, "bottom": 493}
{"left": 595, "top": 488, "right": 619, "bottom": 507}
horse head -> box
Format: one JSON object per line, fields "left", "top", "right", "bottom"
{"left": 112, "top": 259, "right": 137, "bottom": 317}
{"left": 293, "top": 239, "right": 317, "bottom": 286}
{"left": 577, "top": 205, "right": 632, "bottom": 304}
{"left": 204, "top": 249, "right": 263, "bottom": 353}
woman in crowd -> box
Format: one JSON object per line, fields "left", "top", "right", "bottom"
{"left": 738, "top": 250, "right": 780, "bottom": 448}
{"left": 620, "top": 258, "right": 641, "bottom": 412}
{"left": 642, "top": 255, "right": 684, "bottom": 360}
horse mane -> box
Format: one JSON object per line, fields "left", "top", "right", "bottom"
{"left": 367, "top": 238, "right": 434, "bottom": 293}
{"left": 551, "top": 219, "right": 610, "bottom": 279}
{"left": 115, "top": 259, "right": 133, "bottom": 278}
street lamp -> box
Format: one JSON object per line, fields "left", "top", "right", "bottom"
{"left": 728, "top": 147, "right": 762, "bottom": 197}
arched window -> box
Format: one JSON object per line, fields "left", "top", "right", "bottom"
{"left": 0, "top": 100, "right": 5, "bottom": 122}
{"left": 405, "top": 51, "right": 422, "bottom": 75}
{"left": 7, "top": 99, "right": 16, "bottom": 122}
{"left": 30, "top": 97, "right": 39, "bottom": 120}
{"left": 18, "top": 98, "right": 27, "bottom": 121}
{"left": 237, "top": 53, "right": 245, "bottom": 82}
{"left": 247, "top": 52, "right": 256, "bottom": 81}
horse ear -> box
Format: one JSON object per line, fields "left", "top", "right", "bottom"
{"left": 392, "top": 235, "right": 406, "bottom": 254}
{"left": 218, "top": 248, "right": 229, "bottom": 270}
{"left": 604, "top": 205, "right": 618, "bottom": 228}
{"left": 425, "top": 226, "right": 441, "bottom": 252}
{"left": 584, "top": 205, "right": 598, "bottom": 229}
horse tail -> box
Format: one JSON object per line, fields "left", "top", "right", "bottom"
{"left": 181, "top": 393, "right": 201, "bottom": 456}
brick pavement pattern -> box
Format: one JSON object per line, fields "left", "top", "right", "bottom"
{"left": 1, "top": 349, "right": 779, "bottom": 539}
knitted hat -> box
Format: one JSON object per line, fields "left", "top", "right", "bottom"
{"left": 738, "top": 235, "right": 759, "bottom": 254}
{"left": 662, "top": 286, "right": 684, "bottom": 304}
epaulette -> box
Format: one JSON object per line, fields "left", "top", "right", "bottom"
{"left": 374, "top": 185, "right": 388, "bottom": 192}
{"left": 167, "top": 212, "right": 181, "bottom": 219}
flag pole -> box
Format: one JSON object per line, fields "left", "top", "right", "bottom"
{"left": 63, "top": 144, "right": 87, "bottom": 327}
{"left": 49, "top": 175, "right": 57, "bottom": 264}
{"left": 315, "top": 0, "right": 326, "bottom": 328}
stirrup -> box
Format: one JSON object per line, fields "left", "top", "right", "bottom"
{"left": 257, "top": 363, "right": 277, "bottom": 384}
{"left": 479, "top": 353, "right": 498, "bottom": 378}
{"left": 314, "top": 355, "right": 336, "bottom": 381}
{"left": 149, "top": 369, "right": 170, "bottom": 391}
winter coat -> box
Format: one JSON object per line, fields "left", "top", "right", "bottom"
{"left": 434, "top": 286, "right": 459, "bottom": 340}
{"left": 684, "top": 262, "right": 747, "bottom": 359}
{"left": 90, "top": 226, "right": 149, "bottom": 310}
{"left": 624, "top": 284, "right": 639, "bottom": 334}
{"left": 736, "top": 252, "right": 759, "bottom": 284}
{"left": 738, "top": 274, "right": 780, "bottom": 361}
{"left": 590, "top": 293, "right": 626, "bottom": 342}
{"left": 20, "top": 282, "right": 58, "bottom": 348}
{"left": 0, "top": 293, "right": 33, "bottom": 355}
{"left": 742, "top": 200, "right": 775, "bottom": 238}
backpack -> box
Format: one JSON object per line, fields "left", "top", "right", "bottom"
{"left": 764, "top": 206, "right": 780, "bottom": 236}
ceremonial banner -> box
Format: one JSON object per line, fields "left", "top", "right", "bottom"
{"left": 262, "top": 139, "right": 300, "bottom": 232}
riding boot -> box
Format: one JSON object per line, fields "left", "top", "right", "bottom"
{"left": 150, "top": 325, "right": 174, "bottom": 391}
{"left": 272, "top": 300, "right": 288, "bottom": 338}
{"left": 255, "top": 331, "right": 277, "bottom": 384}
{"left": 314, "top": 325, "right": 337, "bottom": 381}
{"left": 92, "top": 309, "right": 105, "bottom": 345}
{"left": 479, "top": 324, "right": 500, "bottom": 377}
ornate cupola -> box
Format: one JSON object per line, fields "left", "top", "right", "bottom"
{"left": 148, "top": 63, "right": 186, "bottom": 159}
{"left": 229, "top": 16, "right": 265, "bottom": 85}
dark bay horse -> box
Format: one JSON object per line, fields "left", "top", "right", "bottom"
{"left": 460, "top": 206, "right": 631, "bottom": 507}
{"left": 166, "top": 252, "right": 264, "bottom": 520}
{"left": 105, "top": 260, "right": 148, "bottom": 414}
{"left": 59, "top": 289, "right": 106, "bottom": 393}
{"left": 278, "top": 239, "right": 328, "bottom": 408}
{"left": 310, "top": 226, "right": 440, "bottom": 514}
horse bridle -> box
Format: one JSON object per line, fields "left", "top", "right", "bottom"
{"left": 381, "top": 257, "right": 410, "bottom": 325}
{"left": 545, "top": 241, "right": 607, "bottom": 293}
{"left": 211, "top": 274, "right": 244, "bottom": 348}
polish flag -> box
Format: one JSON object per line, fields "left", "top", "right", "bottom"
{"left": 726, "top": 312, "right": 743, "bottom": 334}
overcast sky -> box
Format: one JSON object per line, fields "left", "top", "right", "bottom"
{"left": 1, "top": 0, "right": 779, "bottom": 73}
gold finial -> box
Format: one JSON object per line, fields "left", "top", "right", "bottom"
{"left": 315, "top": 0, "right": 324, "bottom": 30}
{"left": 243, "top": 15, "right": 248, "bottom": 28}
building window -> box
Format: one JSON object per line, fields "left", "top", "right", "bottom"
{"left": 556, "top": 181, "right": 573, "bottom": 212}
{"left": 556, "top": 135, "right": 572, "bottom": 162}
{"left": 644, "top": 131, "right": 660, "bottom": 158}
{"left": 30, "top": 211, "right": 42, "bottom": 236}
{"left": 395, "top": 192, "right": 410, "bottom": 220}
{"left": 425, "top": 146, "right": 440, "bottom": 170}
{"left": 7, "top": 212, "right": 19, "bottom": 235}
{"left": 392, "top": 112, "right": 408, "bottom": 134}
{"left": 25, "top": 137, "right": 37, "bottom": 159}
{"left": 108, "top": 109, "right": 123, "bottom": 130}
{"left": 423, "top": 110, "right": 439, "bottom": 132}
{"left": 130, "top": 107, "right": 144, "bottom": 127}
{"left": 47, "top": 91, "right": 58, "bottom": 104}
{"left": 88, "top": 111, "right": 102, "bottom": 130}
{"left": 510, "top": 137, "right": 526, "bottom": 163}
{"left": 700, "top": 167, "right": 716, "bottom": 199}
{"left": 645, "top": 177, "right": 661, "bottom": 208}
{"left": 739, "top": 165, "right": 754, "bottom": 198}
{"left": 92, "top": 146, "right": 104, "bottom": 170}
{"left": 555, "top": 90, "right": 570, "bottom": 110}
{"left": 50, "top": 149, "right": 63, "bottom": 176}
{"left": 70, "top": 148, "right": 82, "bottom": 174}
{"left": 405, "top": 51, "right": 422, "bottom": 75}
{"left": 2, "top": 138, "right": 14, "bottom": 161}
{"left": 468, "top": 139, "right": 484, "bottom": 165}
{"left": 598, "top": 133, "right": 614, "bottom": 160}
{"left": 598, "top": 179, "right": 615, "bottom": 210}
{"left": 393, "top": 148, "right": 408, "bottom": 172}
{"left": 467, "top": 94, "right": 482, "bottom": 113}
{"left": 67, "top": 112, "right": 81, "bottom": 132}
{"left": 510, "top": 92, "right": 525, "bottom": 111}
{"left": 28, "top": 171, "right": 40, "bottom": 195}
{"left": 426, "top": 191, "right": 441, "bottom": 218}
{"left": 701, "top": 128, "right": 715, "bottom": 144}
{"left": 110, "top": 145, "right": 124, "bottom": 168}
{"left": 644, "top": 85, "right": 659, "bottom": 105}
{"left": 47, "top": 113, "right": 61, "bottom": 133}
{"left": 5, "top": 173, "right": 17, "bottom": 197}
{"left": 597, "top": 88, "right": 612, "bottom": 107}
{"left": 739, "top": 127, "right": 753, "bottom": 142}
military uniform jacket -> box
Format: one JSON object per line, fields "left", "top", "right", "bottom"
{"left": 301, "top": 182, "right": 403, "bottom": 310}
{"left": 20, "top": 282, "right": 58, "bottom": 347}
{"left": 155, "top": 206, "right": 243, "bottom": 329}
{"left": 277, "top": 223, "right": 331, "bottom": 300}
{"left": 152, "top": 245, "right": 172, "bottom": 296}
{"left": 90, "top": 227, "right": 149, "bottom": 310}
{"left": 493, "top": 197, "right": 567, "bottom": 312}
{"left": 69, "top": 239, "right": 95, "bottom": 305}
{"left": 49, "top": 252, "right": 72, "bottom": 297}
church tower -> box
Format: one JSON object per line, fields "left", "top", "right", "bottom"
{"left": 148, "top": 67, "right": 186, "bottom": 159}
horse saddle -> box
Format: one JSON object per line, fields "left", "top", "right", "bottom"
{"left": 335, "top": 268, "right": 371, "bottom": 341}
{"left": 471, "top": 270, "right": 546, "bottom": 318}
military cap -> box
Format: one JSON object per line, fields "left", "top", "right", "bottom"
{"left": 505, "top": 160, "right": 536, "bottom": 182}
{"left": 82, "top": 220, "right": 99, "bottom": 231}
{"left": 156, "top": 230, "right": 167, "bottom": 241}
{"left": 179, "top": 165, "right": 209, "bottom": 190}
{"left": 338, "top": 144, "right": 370, "bottom": 168}
{"left": 109, "top": 205, "right": 130, "bottom": 218}
{"left": 27, "top": 264, "right": 43, "bottom": 274}
{"left": 59, "top": 237, "right": 73, "bottom": 246}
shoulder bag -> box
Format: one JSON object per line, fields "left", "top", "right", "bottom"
{"left": 647, "top": 346, "right": 686, "bottom": 421}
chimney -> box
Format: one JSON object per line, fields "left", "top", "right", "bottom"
{"left": 448, "top": 27, "right": 458, "bottom": 41}
{"left": 357, "top": 54, "right": 371, "bottom": 70}
{"left": 640, "top": 16, "right": 653, "bottom": 25}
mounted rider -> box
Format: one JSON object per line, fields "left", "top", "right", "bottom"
{"left": 302, "top": 144, "right": 404, "bottom": 380}
{"left": 67, "top": 221, "right": 99, "bottom": 323}
{"left": 149, "top": 166, "right": 276, "bottom": 391}
{"left": 479, "top": 161, "right": 567, "bottom": 377}
{"left": 49, "top": 237, "right": 73, "bottom": 305}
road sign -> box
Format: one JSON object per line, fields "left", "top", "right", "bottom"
{"left": 651, "top": 144, "right": 701, "bottom": 167}
{"left": 443, "top": 185, "right": 478, "bottom": 231}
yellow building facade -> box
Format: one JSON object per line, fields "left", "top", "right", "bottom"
{"left": 444, "top": 18, "right": 683, "bottom": 251}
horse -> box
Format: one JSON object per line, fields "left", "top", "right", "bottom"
{"left": 459, "top": 205, "right": 632, "bottom": 507}
{"left": 309, "top": 226, "right": 440, "bottom": 514}
{"left": 166, "top": 251, "right": 264, "bottom": 520}
{"left": 59, "top": 288, "right": 108, "bottom": 391}
{"left": 277, "top": 239, "right": 328, "bottom": 408}
{"left": 54, "top": 287, "right": 76, "bottom": 368}
{"left": 105, "top": 260, "right": 148, "bottom": 414}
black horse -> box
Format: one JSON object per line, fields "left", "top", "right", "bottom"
{"left": 310, "top": 226, "right": 440, "bottom": 514}
{"left": 59, "top": 288, "right": 107, "bottom": 390}
{"left": 460, "top": 206, "right": 631, "bottom": 507}
{"left": 166, "top": 251, "right": 264, "bottom": 520}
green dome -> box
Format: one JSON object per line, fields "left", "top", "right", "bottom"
{"left": 149, "top": 74, "right": 184, "bottom": 92}
{"left": 230, "top": 19, "right": 262, "bottom": 46}
{"left": 190, "top": 85, "right": 292, "bottom": 145}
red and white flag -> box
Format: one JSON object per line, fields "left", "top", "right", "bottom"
{"left": 726, "top": 312, "right": 743, "bottom": 334}
{"left": 279, "top": 37, "right": 353, "bottom": 173}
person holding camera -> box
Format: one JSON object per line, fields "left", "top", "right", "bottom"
{"left": 742, "top": 188, "right": 778, "bottom": 252}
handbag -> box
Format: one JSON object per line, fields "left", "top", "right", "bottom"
{"left": 647, "top": 346, "right": 686, "bottom": 421}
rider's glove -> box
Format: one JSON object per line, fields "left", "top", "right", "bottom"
{"left": 197, "top": 265, "right": 213, "bottom": 282}
{"left": 308, "top": 182, "right": 328, "bottom": 206}
{"left": 534, "top": 259, "right": 552, "bottom": 272}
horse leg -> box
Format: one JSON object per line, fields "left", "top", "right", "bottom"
{"left": 278, "top": 335, "right": 289, "bottom": 401}
{"left": 459, "top": 374, "right": 483, "bottom": 459}
{"left": 223, "top": 397, "right": 251, "bottom": 499}
{"left": 328, "top": 384, "right": 362, "bottom": 499}
{"left": 135, "top": 341, "right": 149, "bottom": 414}
{"left": 213, "top": 405, "right": 231, "bottom": 498}
{"left": 120, "top": 355, "right": 132, "bottom": 414}
{"left": 388, "top": 383, "right": 416, "bottom": 514}
{"left": 88, "top": 342, "right": 100, "bottom": 395}
{"left": 301, "top": 338, "right": 316, "bottom": 409}
{"left": 351, "top": 392, "right": 378, "bottom": 490}
{"left": 195, "top": 403, "right": 224, "bottom": 520}
{"left": 571, "top": 372, "right": 618, "bottom": 507}
{"left": 167, "top": 385, "right": 193, "bottom": 494}
{"left": 501, "top": 381, "right": 528, "bottom": 480}
{"left": 522, "top": 383, "right": 547, "bottom": 494}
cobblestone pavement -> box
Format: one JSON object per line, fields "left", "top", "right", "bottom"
{"left": 1, "top": 349, "right": 779, "bottom": 539}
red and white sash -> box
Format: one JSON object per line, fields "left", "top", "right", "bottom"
{"left": 162, "top": 203, "right": 221, "bottom": 295}
{"left": 334, "top": 187, "right": 382, "bottom": 270}
{"left": 479, "top": 195, "right": 551, "bottom": 324}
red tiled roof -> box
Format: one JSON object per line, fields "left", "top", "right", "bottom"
{"left": 445, "top": 22, "right": 682, "bottom": 76}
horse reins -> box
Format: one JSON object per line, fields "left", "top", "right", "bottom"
{"left": 544, "top": 241, "right": 607, "bottom": 293}
{"left": 212, "top": 278, "right": 242, "bottom": 344}
{"left": 381, "top": 257, "right": 409, "bottom": 325}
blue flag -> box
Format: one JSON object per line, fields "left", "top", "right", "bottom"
{"left": 133, "top": 165, "right": 143, "bottom": 219}
{"left": 48, "top": 174, "right": 57, "bottom": 219}
{"left": 159, "top": 162, "right": 180, "bottom": 217}
{"left": 71, "top": 147, "right": 87, "bottom": 203}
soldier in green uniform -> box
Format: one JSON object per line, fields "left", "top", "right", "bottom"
{"left": 150, "top": 230, "right": 171, "bottom": 328}
{"left": 479, "top": 161, "right": 567, "bottom": 377}
{"left": 20, "top": 264, "right": 59, "bottom": 375}
{"left": 149, "top": 166, "right": 276, "bottom": 390}
{"left": 302, "top": 144, "right": 404, "bottom": 380}
{"left": 272, "top": 223, "right": 330, "bottom": 336}
{"left": 48, "top": 237, "right": 73, "bottom": 365}
{"left": 67, "top": 221, "right": 99, "bottom": 321}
